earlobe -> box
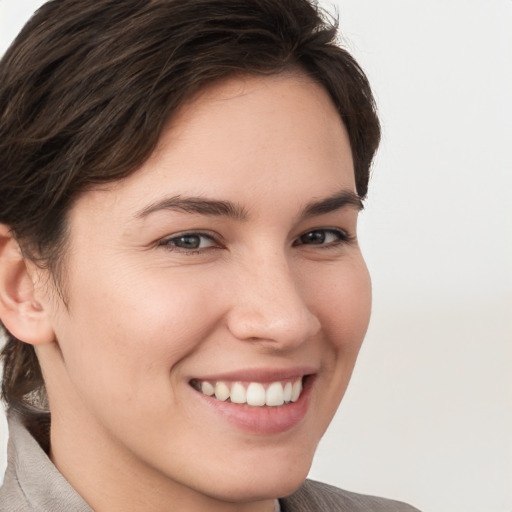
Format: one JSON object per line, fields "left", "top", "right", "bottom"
{"left": 0, "top": 224, "right": 55, "bottom": 346}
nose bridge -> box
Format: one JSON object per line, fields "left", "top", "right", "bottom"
{"left": 227, "top": 249, "right": 321, "bottom": 346}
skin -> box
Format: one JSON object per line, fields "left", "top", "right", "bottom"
{"left": 8, "top": 73, "right": 372, "bottom": 511}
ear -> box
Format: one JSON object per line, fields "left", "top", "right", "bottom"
{"left": 0, "top": 224, "right": 55, "bottom": 346}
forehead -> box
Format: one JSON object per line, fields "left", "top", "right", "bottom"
{"left": 169, "top": 71, "right": 347, "bottom": 147}
{"left": 69, "top": 73, "right": 355, "bottom": 225}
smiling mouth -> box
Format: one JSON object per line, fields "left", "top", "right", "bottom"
{"left": 189, "top": 377, "right": 306, "bottom": 407}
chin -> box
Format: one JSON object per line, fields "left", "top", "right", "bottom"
{"left": 211, "top": 474, "right": 308, "bottom": 504}
{"left": 201, "top": 453, "right": 312, "bottom": 503}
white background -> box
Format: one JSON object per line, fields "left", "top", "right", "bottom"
{"left": 0, "top": 1, "right": 511, "bottom": 511}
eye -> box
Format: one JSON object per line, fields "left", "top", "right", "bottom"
{"left": 293, "top": 228, "right": 350, "bottom": 247}
{"left": 160, "top": 232, "right": 218, "bottom": 252}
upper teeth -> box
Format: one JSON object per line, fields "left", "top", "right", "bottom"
{"left": 194, "top": 378, "right": 303, "bottom": 407}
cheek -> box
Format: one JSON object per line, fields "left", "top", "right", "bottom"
{"left": 312, "top": 257, "right": 372, "bottom": 351}
{"left": 297, "top": 258, "right": 371, "bottom": 436}
{"left": 52, "top": 266, "right": 221, "bottom": 406}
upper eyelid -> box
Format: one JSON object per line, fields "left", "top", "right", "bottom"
{"left": 160, "top": 230, "right": 220, "bottom": 242}
{"left": 298, "top": 227, "right": 349, "bottom": 237}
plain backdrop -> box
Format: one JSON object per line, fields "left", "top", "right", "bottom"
{"left": 0, "top": 1, "right": 511, "bottom": 511}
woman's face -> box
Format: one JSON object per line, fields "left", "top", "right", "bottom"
{"left": 39, "top": 73, "right": 372, "bottom": 509}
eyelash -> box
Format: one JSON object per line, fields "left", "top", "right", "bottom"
{"left": 159, "top": 228, "right": 353, "bottom": 254}
{"left": 292, "top": 228, "right": 353, "bottom": 248}
{"left": 159, "top": 232, "right": 221, "bottom": 254}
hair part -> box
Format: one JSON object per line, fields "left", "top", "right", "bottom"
{"left": 0, "top": 0, "right": 380, "bottom": 410}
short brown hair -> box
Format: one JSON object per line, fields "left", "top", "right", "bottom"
{"left": 0, "top": 0, "right": 380, "bottom": 409}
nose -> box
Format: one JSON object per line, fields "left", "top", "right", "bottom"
{"left": 226, "top": 254, "right": 321, "bottom": 349}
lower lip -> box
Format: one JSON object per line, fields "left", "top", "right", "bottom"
{"left": 194, "top": 377, "right": 313, "bottom": 435}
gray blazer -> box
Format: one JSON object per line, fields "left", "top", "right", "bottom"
{"left": 0, "top": 412, "right": 420, "bottom": 511}
{"left": 281, "top": 480, "right": 420, "bottom": 511}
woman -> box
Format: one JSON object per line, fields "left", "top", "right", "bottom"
{"left": 0, "top": 0, "right": 419, "bottom": 510}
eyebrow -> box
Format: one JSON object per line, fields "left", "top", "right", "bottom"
{"left": 135, "top": 195, "right": 248, "bottom": 220}
{"left": 301, "top": 190, "right": 364, "bottom": 218}
{"left": 135, "top": 189, "right": 362, "bottom": 221}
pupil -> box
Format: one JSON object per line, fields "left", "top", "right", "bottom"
{"left": 179, "top": 235, "right": 200, "bottom": 248}
{"left": 303, "top": 231, "right": 325, "bottom": 244}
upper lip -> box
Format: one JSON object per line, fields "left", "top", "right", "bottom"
{"left": 190, "top": 366, "right": 317, "bottom": 383}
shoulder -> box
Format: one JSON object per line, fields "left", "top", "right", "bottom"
{"left": 0, "top": 411, "right": 36, "bottom": 511}
{"left": 0, "top": 409, "right": 92, "bottom": 512}
{"left": 280, "top": 479, "right": 421, "bottom": 512}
